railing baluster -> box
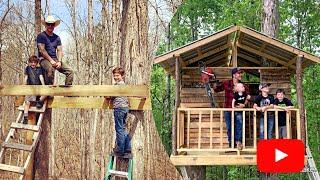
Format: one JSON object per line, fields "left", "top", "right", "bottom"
{"left": 264, "top": 111, "right": 267, "bottom": 139}
{"left": 187, "top": 110, "right": 190, "bottom": 148}
{"left": 275, "top": 110, "right": 279, "bottom": 139}
{"left": 220, "top": 110, "right": 223, "bottom": 149}
{"left": 254, "top": 110, "right": 257, "bottom": 148}
{"left": 296, "top": 110, "right": 301, "bottom": 139}
{"left": 231, "top": 110, "right": 234, "bottom": 148}
{"left": 198, "top": 111, "right": 202, "bottom": 149}
{"left": 242, "top": 111, "right": 245, "bottom": 148}
{"left": 177, "top": 109, "right": 180, "bottom": 148}
{"left": 210, "top": 110, "right": 213, "bottom": 149}
{"left": 286, "top": 110, "right": 290, "bottom": 139}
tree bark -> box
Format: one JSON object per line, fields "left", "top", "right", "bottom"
{"left": 119, "top": 0, "right": 131, "bottom": 69}
{"left": 296, "top": 55, "right": 306, "bottom": 144}
{"left": 35, "top": 0, "right": 41, "bottom": 54}
{"left": 261, "top": 0, "right": 279, "bottom": 66}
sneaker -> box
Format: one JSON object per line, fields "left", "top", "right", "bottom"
{"left": 236, "top": 141, "right": 243, "bottom": 151}
{"left": 113, "top": 148, "right": 124, "bottom": 157}
{"left": 123, "top": 152, "right": 133, "bottom": 159}
{"left": 23, "top": 116, "right": 28, "bottom": 124}
{"left": 36, "top": 101, "right": 43, "bottom": 108}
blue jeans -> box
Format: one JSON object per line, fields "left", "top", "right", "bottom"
{"left": 259, "top": 112, "right": 274, "bottom": 139}
{"left": 224, "top": 111, "right": 243, "bottom": 146}
{"left": 114, "top": 108, "right": 131, "bottom": 153}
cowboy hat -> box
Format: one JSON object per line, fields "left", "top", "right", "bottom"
{"left": 41, "top": 15, "right": 60, "bottom": 27}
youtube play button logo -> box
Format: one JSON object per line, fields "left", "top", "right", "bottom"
{"left": 257, "top": 139, "right": 305, "bottom": 173}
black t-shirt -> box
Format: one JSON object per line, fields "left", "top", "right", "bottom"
{"left": 274, "top": 98, "right": 293, "bottom": 126}
{"left": 254, "top": 94, "right": 274, "bottom": 107}
{"left": 24, "top": 66, "right": 44, "bottom": 85}
{"left": 233, "top": 92, "right": 248, "bottom": 106}
{"left": 36, "top": 31, "right": 61, "bottom": 59}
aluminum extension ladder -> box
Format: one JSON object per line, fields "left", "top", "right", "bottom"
{"left": 304, "top": 145, "right": 320, "bottom": 180}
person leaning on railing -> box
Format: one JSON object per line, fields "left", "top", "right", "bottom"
{"left": 214, "top": 68, "right": 249, "bottom": 148}
{"left": 274, "top": 89, "right": 294, "bottom": 139}
{"left": 253, "top": 83, "right": 275, "bottom": 139}
{"left": 232, "top": 83, "right": 251, "bottom": 150}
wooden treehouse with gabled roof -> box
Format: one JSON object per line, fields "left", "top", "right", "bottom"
{"left": 154, "top": 25, "right": 320, "bottom": 177}
{"left": 0, "top": 85, "right": 151, "bottom": 179}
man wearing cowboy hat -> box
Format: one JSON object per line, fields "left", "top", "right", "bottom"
{"left": 37, "top": 15, "right": 73, "bottom": 85}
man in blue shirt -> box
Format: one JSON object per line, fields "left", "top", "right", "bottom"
{"left": 37, "top": 15, "right": 73, "bottom": 85}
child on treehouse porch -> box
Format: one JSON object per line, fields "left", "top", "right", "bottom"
{"left": 111, "top": 67, "right": 131, "bottom": 157}
{"left": 232, "top": 83, "right": 251, "bottom": 150}
{"left": 274, "top": 89, "right": 294, "bottom": 139}
{"left": 23, "top": 55, "right": 46, "bottom": 124}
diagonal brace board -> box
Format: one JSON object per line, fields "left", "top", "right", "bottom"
{"left": 0, "top": 85, "right": 149, "bottom": 97}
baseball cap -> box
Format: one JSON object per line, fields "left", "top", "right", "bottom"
{"left": 232, "top": 67, "right": 243, "bottom": 75}
{"left": 259, "top": 83, "right": 271, "bottom": 90}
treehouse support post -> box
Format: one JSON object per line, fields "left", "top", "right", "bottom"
{"left": 172, "top": 56, "right": 181, "bottom": 156}
{"left": 296, "top": 55, "right": 306, "bottom": 144}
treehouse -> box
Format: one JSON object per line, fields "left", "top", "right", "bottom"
{"left": 154, "top": 25, "right": 320, "bottom": 167}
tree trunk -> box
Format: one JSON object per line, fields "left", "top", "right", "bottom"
{"left": 261, "top": 0, "right": 279, "bottom": 38}
{"left": 260, "top": 1, "right": 279, "bottom": 179}
{"left": 35, "top": 0, "right": 41, "bottom": 54}
{"left": 261, "top": 0, "right": 279, "bottom": 66}
{"left": 87, "top": 0, "right": 97, "bottom": 179}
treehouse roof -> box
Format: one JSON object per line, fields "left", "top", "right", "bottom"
{"left": 155, "top": 25, "right": 320, "bottom": 74}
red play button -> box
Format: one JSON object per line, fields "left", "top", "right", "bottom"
{"left": 257, "top": 139, "right": 305, "bottom": 173}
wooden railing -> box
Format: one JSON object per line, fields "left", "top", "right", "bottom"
{"left": 176, "top": 108, "right": 302, "bottom": 153}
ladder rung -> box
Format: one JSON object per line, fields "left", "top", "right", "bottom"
{"left": 18, "top": 105, "right": 46, "bottom": 113}
{"left": 108, "top": 170, "right": 128, "bottom": 178}
{"left": 2, "top": 142, "right": 33, "bottom": 152}
{"left": 11, "top": 122, "right": 40, "bottom": 132}
{"left": 0, "top": 163, "right": 24, "bottom": 174}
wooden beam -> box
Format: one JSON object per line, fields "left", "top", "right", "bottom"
{"left": 15, "top": 97, "right": 151, "bottom": 110}
{"left": 296, "top": 55, "right": 306, "bottom": 145}
{"left": 237, "top": 42, "right": 296, "bottom": 69}
{"left": 179, "top": 57, "right": 186, "bottom": 67}
{"left": 182, "top": 67, "right": 287, "bottom": 70}
{"left": 184, "top": 43, "right": 231, "bottom": 66}
{"left": 170, "top": 155, "right": 256, "bottom": 166}
{"left": 287, "top": 55, "right": 298, "bottom": 66}
{"left": 172, "top": 57, "right": 181, "bottom": 155}
{"left": 0, "top": 85, "right": 149, "bottom": 97}
{"left": 155, "top": 26, "right": 239, "bottom": 64}
{"left": 259, "top": 42, "right": 267, "bottom": 52}
{"left": 11, "top": 123, "right": 40, "bottom": 132}
{"left": 50, "top": 97, "right": 151, "bottom": 110}
{"left": 205, "top": 52, "right": 228, "bottom": 66}
{"left": 231, "top": 43, "right": 237, "bottom": 67}
{"left": 25, "top": 112, "right": 36, "bottom": 179}
{"left": 0, "top": 163, "right": 24, "bottom": 174}
{"left": 238, "top": 53, "right": 261, "bottom": 65}
{"left": 2, "top": 142, "right": 33, "bottom": 152}
{"left": 239, "top": 27, "right": 320, "bottom": 63}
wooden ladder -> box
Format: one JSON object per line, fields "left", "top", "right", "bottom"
{"left": 0, "top": 101, "right": 47, "bottom": 179}
{"left": 106, "top": 153, "right": 133, "bottom": 180}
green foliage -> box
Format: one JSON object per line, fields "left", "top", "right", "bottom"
{"left": 150, "top": 64, "right": 175, "bottom": 154}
